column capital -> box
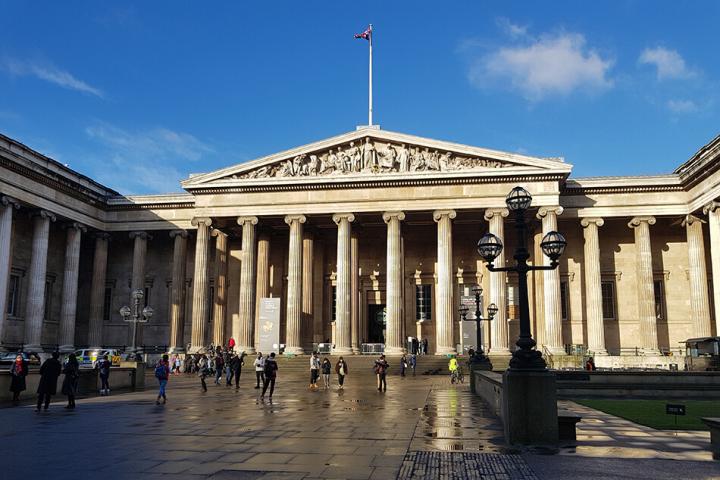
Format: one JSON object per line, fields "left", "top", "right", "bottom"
{"left": 536, "top": 206, "right": 563, "bottom": 220}
{"left": 30, "top": 209, "right": 56, "bottom": 222}
{"left": 628, "top": 216, "right": 656, "bottom": 229}
{"left": 433, "top": 209, "right": 457, "bottom": 222}
{"left": 382, "top": 211, "right": 405, "bottom": 223}
{"left": 580, "top": 217, "right": 604, "bottom": 228}
{"left": 682, "top": 214, "right": 705, "bottom": 227}
{"left": 284, "top": 214, "right": 307, "bottom": 226}
{"left": 483, "top": 208, "right": 508, "bottom": 221}
{"left": 702, "top": 200, "right": 720, "bottom": 215}
{"left": 191, "top": 217, "right": 213, "bottom": 228}
{"left": 210, "top": 228, "right": 227, "bottom": 238}
{"left": 170, "top": 229, "right": 189, "bottom": 239}
{"left": 1, "top": 196, "right": 20, "bottom": 209}
{"left": 129, "top": 231, "right": 152, "bottom": 240}
{"left": 63, "top": 222, "right": 87, "bottom": 233}
{"left": 237, "top": 216, "right": 259, "bottom": 226}
{"left": 332, "top": 213, "right": 355, "bottom": 224}
{"left": 94, "top": 232, "right": 112, "bottom": 241}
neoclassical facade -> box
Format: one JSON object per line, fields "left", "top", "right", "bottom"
{"left": 1, "top": 127, "right": 719, "bottom": 363}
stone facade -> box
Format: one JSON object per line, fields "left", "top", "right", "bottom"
{"left": 0, "top": 128, "right": 719, "bottom": 363}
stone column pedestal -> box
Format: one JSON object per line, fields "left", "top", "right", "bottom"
{"left": 502, "top": 369, "right": 559, "bottom": 447}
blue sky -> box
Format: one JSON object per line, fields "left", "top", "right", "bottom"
{"left": 0, "top": 1, "right": 718, "bottom": 194}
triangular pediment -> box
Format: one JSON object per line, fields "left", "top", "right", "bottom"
{"left": 182, "top": 128, "right": 571, "bottom": 189}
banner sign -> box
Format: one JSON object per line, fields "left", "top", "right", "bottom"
{"left": 258, "top": 298, "right": 281, "bottom": 353}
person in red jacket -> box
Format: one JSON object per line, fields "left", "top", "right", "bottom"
{"left": 228, "top": 338, "right": 236, "bottom": 352}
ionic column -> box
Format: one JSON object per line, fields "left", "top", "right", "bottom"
{"left": 88, "top": 233, "right": 110, "bottom": 349}
{"left": 383, "top": 211, "right": 405, "bottom": 354}
{"left": 284, "top": 214, "right": 306, "bottom": 354}
{"left": 683, "top": 215, "right": 712, "bottom": 338}
{"left": 485, "top": 208, "right": 510, "bottom": 355}
{"left": 350, "top": 231, "right": 360, "bottom": 353}
{"left": 129, "top": 231, "right": 151, "bottom": 348}
{"left": 704, "top": 201, "right": 720, "bottom": 336}
{"left": 211, "top": 229, "right": 228, "bottom": 347}
{"left": 190, "top": 218, "right": 212, "bottom": 352}
{"left": 537, "top": 207, "right": 565, "bottom": 355}
{"left": 168, "top": 230, "right": 188, "bottom": 352}
{"left": 237, "top": 216, "right": 258, "bottom": 353}
{"left": 332, "top": 213, "right": 355, "bottom": 354}
{"left": 628, "top": 216, "right": 659, "bottom": 354}
{"left": 23, "top": 210, "right": 56, "bottom": 351}
{"left": 434, "top": 210, "right": 457, "bottom": 355}
{"left": 302, "top": 229, "right": 314, "bottom": 352}
{"left": 0, "top": 196, "right": 19, "bottom": 344}
{"left": 58, "top": 222, "right": 86, "bottom": 352}
{"left": 581, "top": 218, "right": 607, "bottom": 355}
{"left": 254, "top": 231, "right": 270, "bottom": 349}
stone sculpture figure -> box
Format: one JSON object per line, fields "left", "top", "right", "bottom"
{"left": 308, "top": 155, "right": 320, "bottom": 175}
{"left": 426, "top": 150, "right": 440, "bottom": 171}
{"left": 347, "top": 141, "right": 362, "bottom": 172}
{"left": 326, "top": 149, "right": 339, "bottom": 174}
{"left": 362, "top": 138, "right": 377, "bottom": 171}
{"left": 439, "top": 152, "right": 453, "bottom": 171}
{"left": 380, "top": 144, "right": 397, "bottom": 171}
{"left": 397, "top": 144, "right": 409, "bottom": 172}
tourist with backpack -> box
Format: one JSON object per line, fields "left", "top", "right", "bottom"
{"left": 155, "top": 354, "right": 170, "bottom": 405}
{"left": 261, "top": 352, "right": 278, "bottom": 400}
{"left": 96, "top": 354, "right": 111, "bottom": 395}
{"left": 374, "top": 354, "right": 389, "bottom": 392}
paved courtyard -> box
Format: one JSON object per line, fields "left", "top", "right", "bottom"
{"left": 3, "top": 370, "right": 719, "bottom": 479}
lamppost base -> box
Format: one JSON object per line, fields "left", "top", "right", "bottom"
{"left": 502, "top": 369, "right": 559, "bottom": 446}
{"left": 508, "top": 348, "right": 547, "bottom": 371}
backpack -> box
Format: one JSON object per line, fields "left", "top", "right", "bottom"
{"left": 154, "top": 363, "right": 167, "bottom": 379}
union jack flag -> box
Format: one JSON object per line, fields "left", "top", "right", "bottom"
{"left": 354, "top": 25, "right": 372, "bottom": 41}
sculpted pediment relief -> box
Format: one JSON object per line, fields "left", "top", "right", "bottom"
{"left": 232, "top": 138, "right": 515, "bottom": 180}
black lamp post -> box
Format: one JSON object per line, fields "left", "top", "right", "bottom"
{"left": 477, "top": 186, "right": 567, "bottom": 371}
{"left": 458, "top": 288, "right": 497, "bottom": 359}
{"left": 120, "top": 289, "right": 154, "bottom": 356}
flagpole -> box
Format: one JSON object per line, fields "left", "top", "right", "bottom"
{"left": 368, "top": 24, "right": 373, "bottom": 126}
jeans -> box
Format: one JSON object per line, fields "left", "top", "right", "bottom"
{"left": 200, "top": 375, "right": 207, "bottom": 392}
{"left": 338, "top": 374, "right": 345, "bottom": 386}
{"left": 100, "top": 374, "right": 110, "bottom": 391}
{"left": 310, "top": 369, "right": 319, "bottom": 385}
{"left": 234, "top": 369, "right": 241, "bottom": 387}
{"left": 226, "top": 366, "right": 233, "bottom": 385}
{"left": 158, "top": 379, "right": 168, "bottom": 398}
{"left": 215, "top": 369, "right": 222, "bottom": 384}
{"left": 261, "top": 377, "right": 276, "bottom": 397}
{"left": 377, "top": 373, "right": 386, "bottom": 391}
{"left": 37, "top": 393, "right": 52, "bottom": 409}
{"left": 255, "top": 371, "right": 264, "bottom": 387}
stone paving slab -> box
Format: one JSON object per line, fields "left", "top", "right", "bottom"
{"left": 398, "top": 452, "right": 538, "bottom": 480}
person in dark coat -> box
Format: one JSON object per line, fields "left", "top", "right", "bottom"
{"left": 97, "top": 354, "right": 111, "bottom": 395}
{"left": 261, "top": 352, "right": 278, "bottom": 400}
{"left": 9, "top": 353, "right": 28, "bottom": 405}
{"left": 36, "top": 351, "right": 62, "bottom": 411}
{"left": 61, "top": 353, "right": 80, "bottom": 409}
{"left": 231, "top": 352, "right": 246, "bottom": 390}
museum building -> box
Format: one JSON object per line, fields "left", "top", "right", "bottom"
{"left": 0, "top": 127, "right": 719, "bottom": 366}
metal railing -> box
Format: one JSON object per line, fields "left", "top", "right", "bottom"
{"left": 361, "top": 343, "right": 385, "bottom": 355}
{"left": 541, "top": 345, "right": 554, "bottom": 369}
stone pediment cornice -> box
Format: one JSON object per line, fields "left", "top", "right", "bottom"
{"left": 181, "top": 128, "right": 572, "bottom": 191}
{"left": 562, "top": 175, "right": 684, "bottom": 195}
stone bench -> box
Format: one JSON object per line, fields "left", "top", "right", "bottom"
{"left": 558, "top": 412, "right": 582, "bottom": 442}
{"left": 701, "top": 417, "right": 720, "bottom": 460}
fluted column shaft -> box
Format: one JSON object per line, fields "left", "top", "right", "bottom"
{"left": 212, "top": 230, "right": 228, "bottom": 347}
{"left": 485, "top": 208, "right": 510, "bottom": 354}
{"left": 383, "top": 211, "right": 405, "bottom": 354}
{"left": 190, "top": 218, "right": 212, "bottom": 352}
{"left": 302, "top": 230, "right": 314, "bottom": 352}
{"left": 129, "top": 231, "right": 150, "bottom": 349}
{"left": 87, "top": 233, "right": 110, "bottom": 348}
{"left": 434, "top": 210, "right": 457, "bottom": 355}
{"left": 254, "top": 232, "right": 270, "bottom": 349}
{"left": 581, "top": 218, "right": 607, "bottom": 355}
{"left": 237, "top": 216, "right": 258, "bottom": 353}
{"left": 58, "top": 223, "right": 85, "bottom": 352}
{"left": 0, "top": 197, "right": 19, "bottom": 344}
{"left": 333, "top": 213, "right": 354, "bottom": 354}
{"left": 684, "top": 215, "right": 712, "bottom": 337}
{"left": 24, "top": 210, "right": 55, "bottom": 350}
{"left": 537, "top": 207, "right": 565, "bottom": 355}
{"left": 628, "top": 216, "right": 659, "bottom": 353}
{"left": 350, "top": 232, "right": 360, "bottom": 353}
{"left": 285, "top": 215, "right": 306, "bottom": 354}
{"left": 168, "top": 230, "right": 188, "bottom": 352}
{"left": 705, "top": 201, "right": 720, "bottom": 336}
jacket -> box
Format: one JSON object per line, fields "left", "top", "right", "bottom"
{"left": 37, "top": 358, "right": 62, "bottom": 395}
{"left": 264, "top": 357, "right": 278, "bottom": 379}
{"left": 9, "top": 360, "right": 28, "bottom": 393}
{"left": 254, "top": 357, "right": 264, "bottom": 372}
{"left": 61, "top": 360, "right": 80, "bottom": 396}
{"left": 321, "top": 360, "right": 331, "bottom": 374}
{"left": 335, "top": 361, "right": 348, "bottom": 375}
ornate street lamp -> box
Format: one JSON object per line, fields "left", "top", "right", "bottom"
{"left": 458, "top": 286, "right": 497, "bottom": 364}
{"left": 477, "top": 186, "right": 567, "bottom": 370}
{"left": 120, "top": 289, "right": 154, "bottom": 355}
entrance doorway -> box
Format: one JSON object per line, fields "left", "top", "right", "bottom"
{"left": 368, "top": 304, "right": 386, "bottom": 343}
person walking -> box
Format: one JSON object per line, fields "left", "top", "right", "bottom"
{"left": 36, "top": 352, "right": 62, "bottom": 411}
{"left": 97, "top": 354, "right": 111, "bottom": 395}
{"left": 335, "top": 357, "right": 348, "bottom": 389}
{"left": 309, "top": 352, "right": 320, "bottom": 390}
{"left": 400, "top": 354, "right": 408, "bottom": 377}
{"left": 9, "top": 353, "right": 28, "bottom": 405}
{"left": 61, "top": 353, "right": 80, "bottom": 409}
{"left": 231, "top": 352, "right": 246, "bottom": 389}
{"left": 374, "top": 355, "right": 389, "bottom": 392}
{"left": 224, "top": 350, "right": 233, "bottom": 386}
{"left": 261, "top": 352, "right": 278, "bottom": 400}
{"left": 409, "top": 354, "right": 417, "bottom": 376}
{"left": 173, "top": 355, "right": 182, "bottom": 375}
{"left": 154, "top": 354, "right": 170, "bottom": 405}
{"left": 214, "top": 353, "right": 225, "bottom": 386}
{"left": 422, "top": 338, "right": 428, "bottom": 355}
{"left": 198, "top": 355, "right": 209, "bottom": 392}
{"left": 321, "top": 357, "right": 332, "bottom": 389}
{"left": 253, "top": 352, "right": 265, "bottom": 389}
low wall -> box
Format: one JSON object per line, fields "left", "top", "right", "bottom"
{"left": 556, "top": 371, "right": 720, "bottom": 398}
{"left": 0, "top": 367, "right": 136, "bottom": 403}
{"left": 474, "top": 369, "right": 504, "bottom": 419}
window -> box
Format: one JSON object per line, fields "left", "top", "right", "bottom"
{"left": 601, "top": 281, "right": 616, "bottom": 320}
{"left": 6, "top": 274, "right": 20, "bottom": 316}
{"left": 331, "top": 286, "right": 337, "bottom": 322}
{"left": 416, "top": 285, "right": 432, "bottom": 321}
{"left": 208, "top": 286, "right": 215, "bottom": 323}
{"left": 144, "top": 287, "right": 151, "bottom": 308}
{"left": 44, "top": 279, "right": 53, "bottom": 321}
{"left": 654, "top": 279, "right": 666, "bottom": 321}
{"left": 102, "top": 286, "right": 113, "bottom": 321}
{"left": 560, "top": 281, "right": 569, "bottom": 320}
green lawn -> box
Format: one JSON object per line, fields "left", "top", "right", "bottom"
{"left": 575, "top": 399, "right": 720, "bottom": 431}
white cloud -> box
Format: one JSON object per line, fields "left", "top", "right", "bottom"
{"left": 468, "top": 32, "right": 613, "bottom": 101}
{"left": 666, "top": 99, "right": 698, "bottom": 114}
{"left": 638, "top": 47, "right": 694, "bottom": 80}
{"left": 496, "top": 18, "right": 528, "bottom": 39}
{"left": 2, "top": 57, "right": 104, "bottom": 98}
